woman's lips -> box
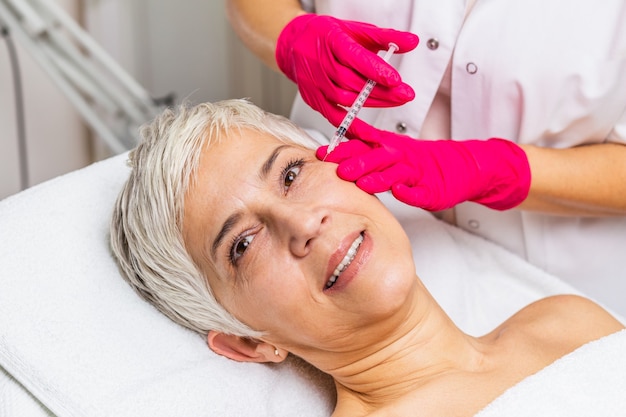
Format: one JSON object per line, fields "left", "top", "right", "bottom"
{"left": 324, "top": 231, "right": 369, "bottom": 291}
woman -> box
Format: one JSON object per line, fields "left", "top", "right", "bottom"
{"left": 110, "top": 100, "right": 623, "bottom": 416}
{"left": 225, "top": 0, "right": 626, "bottom": 318}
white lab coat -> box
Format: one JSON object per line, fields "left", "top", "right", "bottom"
{"left": 292, "top": 0, "right": 626, "bottom": 316}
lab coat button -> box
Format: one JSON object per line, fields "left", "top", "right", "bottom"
{"left": 395, "top": 122, "right": 407, "bottom": 133}
{"left": 468, "top": 219, "right": 480, "bottom": 229}
{"left": 427, "top": 38, "right": 439, "bottom": 50}
{"left": 466, "top": 63, "right": 478, "bottom": 74}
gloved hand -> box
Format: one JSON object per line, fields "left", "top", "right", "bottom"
{"left": 276, "top": 14, "right": 419, "bottom": 139}
{"left": 316, "top": 131, "right": 531, "bottom": 211}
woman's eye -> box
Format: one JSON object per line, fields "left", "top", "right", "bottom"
{"left": 284, "top": 166, "right": 300, "bottom": 189}
{"left": 281, "top": 159, "right": 304, "bottom": 192}
{"left": 230, "top": 234, "right": 254, "bottom": 264}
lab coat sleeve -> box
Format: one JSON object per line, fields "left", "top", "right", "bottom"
{"left": 607, "top": 104, "right": 626, "bottom": 144}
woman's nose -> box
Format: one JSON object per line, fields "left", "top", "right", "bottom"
{"left": 274, "top": 203, "right": 330, "bottom": 257}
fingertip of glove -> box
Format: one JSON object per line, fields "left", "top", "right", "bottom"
{"left": 396, "top": 83, "right": 415, "bottom": 101}
{"left": 390, "top": 183, "right": 408, "bottom": 197}
{"left": 393, "top": 32, "right": 420, "bottom": 52}
{"left": 336, "top": 164, "right": 357, "bottom": 181}
{"left": 315, "top": 146, "right": 328, "bottom": 160}
{"left": 391, "top": 183, "right": 425, "bottom": 208}
{"left": 356, "top": 176, "right": 386, "bottom": 194}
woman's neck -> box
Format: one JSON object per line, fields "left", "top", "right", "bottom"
{"left": 323, "top": 288, "right": 488, "bottom": 412}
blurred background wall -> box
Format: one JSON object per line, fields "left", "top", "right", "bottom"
{"left": 0, "top": 0, "right": 296, "bottom": 199}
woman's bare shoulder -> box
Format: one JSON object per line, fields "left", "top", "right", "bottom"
{"left": 503, "top": 294, "right": 624, "bottom": 350}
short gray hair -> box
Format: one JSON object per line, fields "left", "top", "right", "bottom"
{"left": 110, "top": 99, "right": 319, "bottom": 338}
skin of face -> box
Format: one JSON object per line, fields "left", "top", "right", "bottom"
{"left": 183, "top": 129, "right": 420, "bottom": 363}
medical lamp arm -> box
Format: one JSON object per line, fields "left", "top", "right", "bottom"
{"left": 0, "top": 0, "right": 164, "bottom": 153}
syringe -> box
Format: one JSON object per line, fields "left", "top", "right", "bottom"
{"left": 324, "top": 42, "right": 399, "bottom": 159}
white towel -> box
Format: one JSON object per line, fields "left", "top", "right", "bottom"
{"left": 0, "top": 365, "right": 53, "bottom": 417}
{"left": 0, "top": 153, "right": 617, "bottom": 417}
{"left": 476, "top": 329, "right": 626, "bottom": 417}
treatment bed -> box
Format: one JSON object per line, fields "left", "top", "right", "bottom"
{"left": 1, "top": 153, "right": 624, "bottom": 417}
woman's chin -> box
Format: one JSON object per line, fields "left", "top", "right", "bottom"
{"left": 361, "top": 271, "right": 419, "bottom": 319}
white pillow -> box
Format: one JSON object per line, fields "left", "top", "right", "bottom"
{"left": 0, "top": 154, "right": 334, "bottom": 417}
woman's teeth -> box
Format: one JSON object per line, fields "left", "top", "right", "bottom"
{"left": 326, "top": 233, "right": 364, "bottom": 289}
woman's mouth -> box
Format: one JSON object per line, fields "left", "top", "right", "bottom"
{"left": 325, "top": 233, "right": 364, "bottom": 289}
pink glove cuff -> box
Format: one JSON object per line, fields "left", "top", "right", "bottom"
{"left": 275, "top": 13, "right": 316, "bottom": 83}
{"left": 467, "top": 139, "right": 531, "bottom": 210}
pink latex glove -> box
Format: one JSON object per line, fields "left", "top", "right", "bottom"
{"left": 276, "top": 14, "right": 419, "bottom": 139}
{"left": 316, "top": 131, "right": 531, "bottom": 211}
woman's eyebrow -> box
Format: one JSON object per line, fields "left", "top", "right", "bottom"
{"left": 211, "top": 212, "right": 242, "bottom": 260}
{"left": 260, "top": 144, "right": 290, "bottom": 180}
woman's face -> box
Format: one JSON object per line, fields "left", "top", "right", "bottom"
{"left": 183, "top": 129, "right": 418, "bottom": 356}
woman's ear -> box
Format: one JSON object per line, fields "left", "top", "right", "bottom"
{"left": 207, "top": 330, "right": 287, "bottom": 363}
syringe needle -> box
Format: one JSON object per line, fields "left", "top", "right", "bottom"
{"left": 324, "top": 42, "right": 398, "bottom": 160}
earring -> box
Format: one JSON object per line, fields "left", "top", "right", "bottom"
{"left": 274, "top": 348, "right": 279, "bottom": 356}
